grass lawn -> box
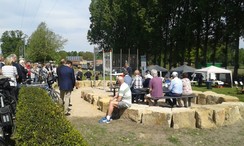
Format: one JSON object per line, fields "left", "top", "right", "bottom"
{"left": 192, "top": 85, "right": 244, "bottom": 102}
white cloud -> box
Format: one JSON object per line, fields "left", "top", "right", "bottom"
{"left": 0, "top": 0, "right": 94, "bottom": 52}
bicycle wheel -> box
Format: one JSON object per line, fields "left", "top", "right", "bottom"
{"left": 49, "top": 90, "right": 61, "bottom": 104}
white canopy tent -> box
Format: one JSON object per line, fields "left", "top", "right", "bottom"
{"left": 194, "top": 66, "right": 233, "bottom": 87}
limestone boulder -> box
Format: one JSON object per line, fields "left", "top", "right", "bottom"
{"left": 192, "top": 91, "right": 203, "bottom": 104}
{"left": 97, "top": 97, "right": 110, "bottom": 113}
{"left": 215, "top": 104, "right": 242, "bottom": 126}
{"left": 197, "top": 93, "right": 207, "bottom": 105}
{"left": 206, "top": 94, "right": 219, "bottom": 104}
{"left": 121, "top": 104, "right": 149, "bottom": 123}
{"left": 198, "top": 105, "right": 226, "bottom": 127}
{"left": 222, "top": 102, "right": 244, "bottom": 118}
{"left": 217, "top": 95, "right": 239, "bottom": 103}
{"left": 142, "top": 107, "right": 172, "bottom": 128}
{"left": 195, "top": 107, "right": 216, "bottom": 129}
{"left": 171, "top": 108, "right": 196, "bottom": 129}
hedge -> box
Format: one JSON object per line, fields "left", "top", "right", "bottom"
{"left": 13, "top": 87, "right": 87, "bottom": 146}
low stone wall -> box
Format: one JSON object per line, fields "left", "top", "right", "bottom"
{"left": 81, "top": 89, "right": 243, "bottom": 129}
{"left": 193, "top": 91, "right": 239, "bottom": 105}
{"left": 77, "top": 80, "right": 116, "bottom": 88}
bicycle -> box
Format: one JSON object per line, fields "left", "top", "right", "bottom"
{"left": 0, "top": 77, "right": 16, "bottom": 144}
{"left": 21, "top": 78, "right": 61, "bottom": 104}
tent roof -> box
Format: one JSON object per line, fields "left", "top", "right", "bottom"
{"left": 195, "top": 66, "right": 231, "bottom": 74}
{"left": 147, "top": 65, "right": 168, "bottom": 72}
{"left": 170, "top": 64, "right": 195, "bottom": 73}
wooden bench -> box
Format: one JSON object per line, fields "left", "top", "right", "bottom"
{"left": 147, "top": 94, "right": 196, "bottom": 107}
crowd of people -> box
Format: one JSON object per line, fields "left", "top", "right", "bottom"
{"left": 0, "top": 54, "right": 87, "bottom": 116}
{"left": 99, "top": 63, "right": 193, "bottom": 123}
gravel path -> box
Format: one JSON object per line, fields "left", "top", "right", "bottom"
{"left": 69, "top": 87, "right": 105, "bottom": 118}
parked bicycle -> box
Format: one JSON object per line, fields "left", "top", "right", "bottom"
{"left": 20, "top": 78, "right": 61, "bottom": 104}
{"left": 0, "top": 77, "right": 17, "bottom": 145}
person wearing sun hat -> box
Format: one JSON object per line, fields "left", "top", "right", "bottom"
{"left": 165, "top": 71, "right": 183, "bottom": 107}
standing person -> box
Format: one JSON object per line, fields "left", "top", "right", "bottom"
{"left": 84, "top": 69, "right": 92, "bottom": 80}
{"left": 9, "top": 54, "right": 22, "bottom": 84}
{"left": 99, "top": 76, "right": 132, "bottom": 123}
{"left": 19, "top": 60, "right": 28, "bottom": 83}
{"left": 165, "top": 72, "right": 183, "bottom": 107}
{"left": 25, "top": 61, "right": 31, "bottom": 83}
{"left": 0, "top": 55, "right": 5, "bottom": 75}
{"left": 43, "top": 62, "right": 54, "bottom": 83}
{"left": 31, "top": 63, "right": 40, "bottom": 83}
{"left": 197, "top": 74, "right": 203, "bottom": 87}
{"left": 125, "top": 63, "right": 132, "bottom": 77}
{"left": 144, "top": 69, "right": 163, "bottom": 106}
{"left": 76, "top": 69, "right": 83, "bottom": 81}
{"left": 2, "top": 56, "right": 18, "bottom": 99}
{"left": 57, "top": 60, "right": 75, "bottom": 116}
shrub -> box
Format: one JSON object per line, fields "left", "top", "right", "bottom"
{"left": 13, "top": 87, "right": 87, "bottom": 146}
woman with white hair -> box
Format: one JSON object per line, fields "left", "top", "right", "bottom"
{"left": 144, "top": 69, "right": 163, "bottom": 106}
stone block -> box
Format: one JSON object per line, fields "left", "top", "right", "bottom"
{"left": 195, "top": 107, "right": 216, "bottom": 129}
{"left": 200, "top": 105, "right": 226, "bottom": 127}
{"left": 197, "top": 93, "right": 207, "bottom": 105}
{"left": 222, "top": 102, "right": 244, "bottom": 118}
{"left": 122, "top": 104, "right": 148, "bottom": 123}
{"left": 215, "top": 104, "right": 242, "bottom": 126}
{"left": 172, "top": 108, "right": 196, "bottom": 129}
{"left": 97, "top": 98, "right": 110, "bottom": 113}
{"left": 217, "top": 95, "right": 239, "bottom": 103}
{"left": 142, "top": 107, "right": 172, "bottom": 128}
{"left": 206, "top": 94, "right": 219, "bottom": 104}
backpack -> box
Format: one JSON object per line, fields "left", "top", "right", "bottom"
{"left": 0, "top": 77, "right": 11, "bottom": 89}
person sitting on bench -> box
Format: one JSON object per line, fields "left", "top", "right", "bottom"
{"left": 165, "top": 72, "right": 182, "bottom": 107}
{"left": 178, "top": 73, "right": 192, "bottom": 107}
{"left": 99, "top": 76, "right": 132, "bottom": 123}
{"left": 144, "top": 69, "right": 163, "bottom": 106}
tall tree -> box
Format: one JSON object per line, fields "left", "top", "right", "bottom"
{"left": 0, "top": 30, "right": 27, "bottom": 57}
{"left": 26, "top": 22, "right": 67, "bottom": 62}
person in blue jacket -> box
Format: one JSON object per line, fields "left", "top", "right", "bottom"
{"left": 57, "top": 59, "right": 75, "bottom": 116}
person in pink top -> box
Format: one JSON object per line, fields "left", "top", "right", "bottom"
{"left": 144, "top": 69, "right": 163, "bottom": 106}
{"left": 178, "top": 73, "right": 192, "bottom": 107}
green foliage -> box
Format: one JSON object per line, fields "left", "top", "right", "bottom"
{"left": 0, "top": 30, "right": 27, "bottom": 57}
{"left": 14, "top": 87, "right": 87, "bottom": 146}
{"left": 88, "top": 0, "right": 244, "bottom": 72}
{"left": 26, "top": 22, "right": 67, "bottom": 63}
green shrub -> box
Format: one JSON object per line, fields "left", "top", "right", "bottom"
{"left": 13, "top": 87, "right": 87, "bottom": 146}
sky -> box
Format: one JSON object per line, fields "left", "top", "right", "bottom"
{"left": 0, "top": 0, "right": 94, "bottom": 52}
{"left": 0, "top": 0, "right": 244, "bottom": 53}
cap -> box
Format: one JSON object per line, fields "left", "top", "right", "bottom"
{"left": 171, "top": 72, "right": 178, "bottom": 77}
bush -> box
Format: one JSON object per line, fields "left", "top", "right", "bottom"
{"left": 13, "top": 87, "right": 87, "bottom": 146}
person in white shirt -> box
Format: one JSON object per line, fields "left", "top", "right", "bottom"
{"left": 1, "top": 56, "right": 18, "bottom": 100}
{"left": 99, "top": 76, "right": 132, "bottom": 123}
{"left": 2, "top": 57, "right": 18, "bottom": 87}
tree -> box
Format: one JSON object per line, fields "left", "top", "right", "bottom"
{"left": 26, "top": 22, "right": 67, "bottom": 63}
{"left": 0, "top": 30, "right": 27, "bottom": 57}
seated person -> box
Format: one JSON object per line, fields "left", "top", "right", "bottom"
{"left": 178, "top": 73, "right": 192, "bottom": 107}
{"left": 165, "top": 72, "right": 182, "bottom": 107}
{"left": 99, "top": 76, "right": 132, "bottom": 123}
{"left": 143, "top": 70, "right": 152, "bottom": 88}
{"left": 144, "top": 69, "right": 163, "bottom": 106}
{"left": 131, "top": 70, "right": 143, "bottom": 101}
{"left": 123, "top": 70, "right": 132, "bottom": 87}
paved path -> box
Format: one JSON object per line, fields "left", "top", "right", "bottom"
{"left": 69, "top": 87, "right": 105, "bottom": 118}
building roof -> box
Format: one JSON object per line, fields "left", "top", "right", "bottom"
{"left": 66, "top": 56, "right": 81, "bottom": 61}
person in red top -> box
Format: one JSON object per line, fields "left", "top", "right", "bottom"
{"left": 25, "top": 61, "right": 31, "bottom": 83}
